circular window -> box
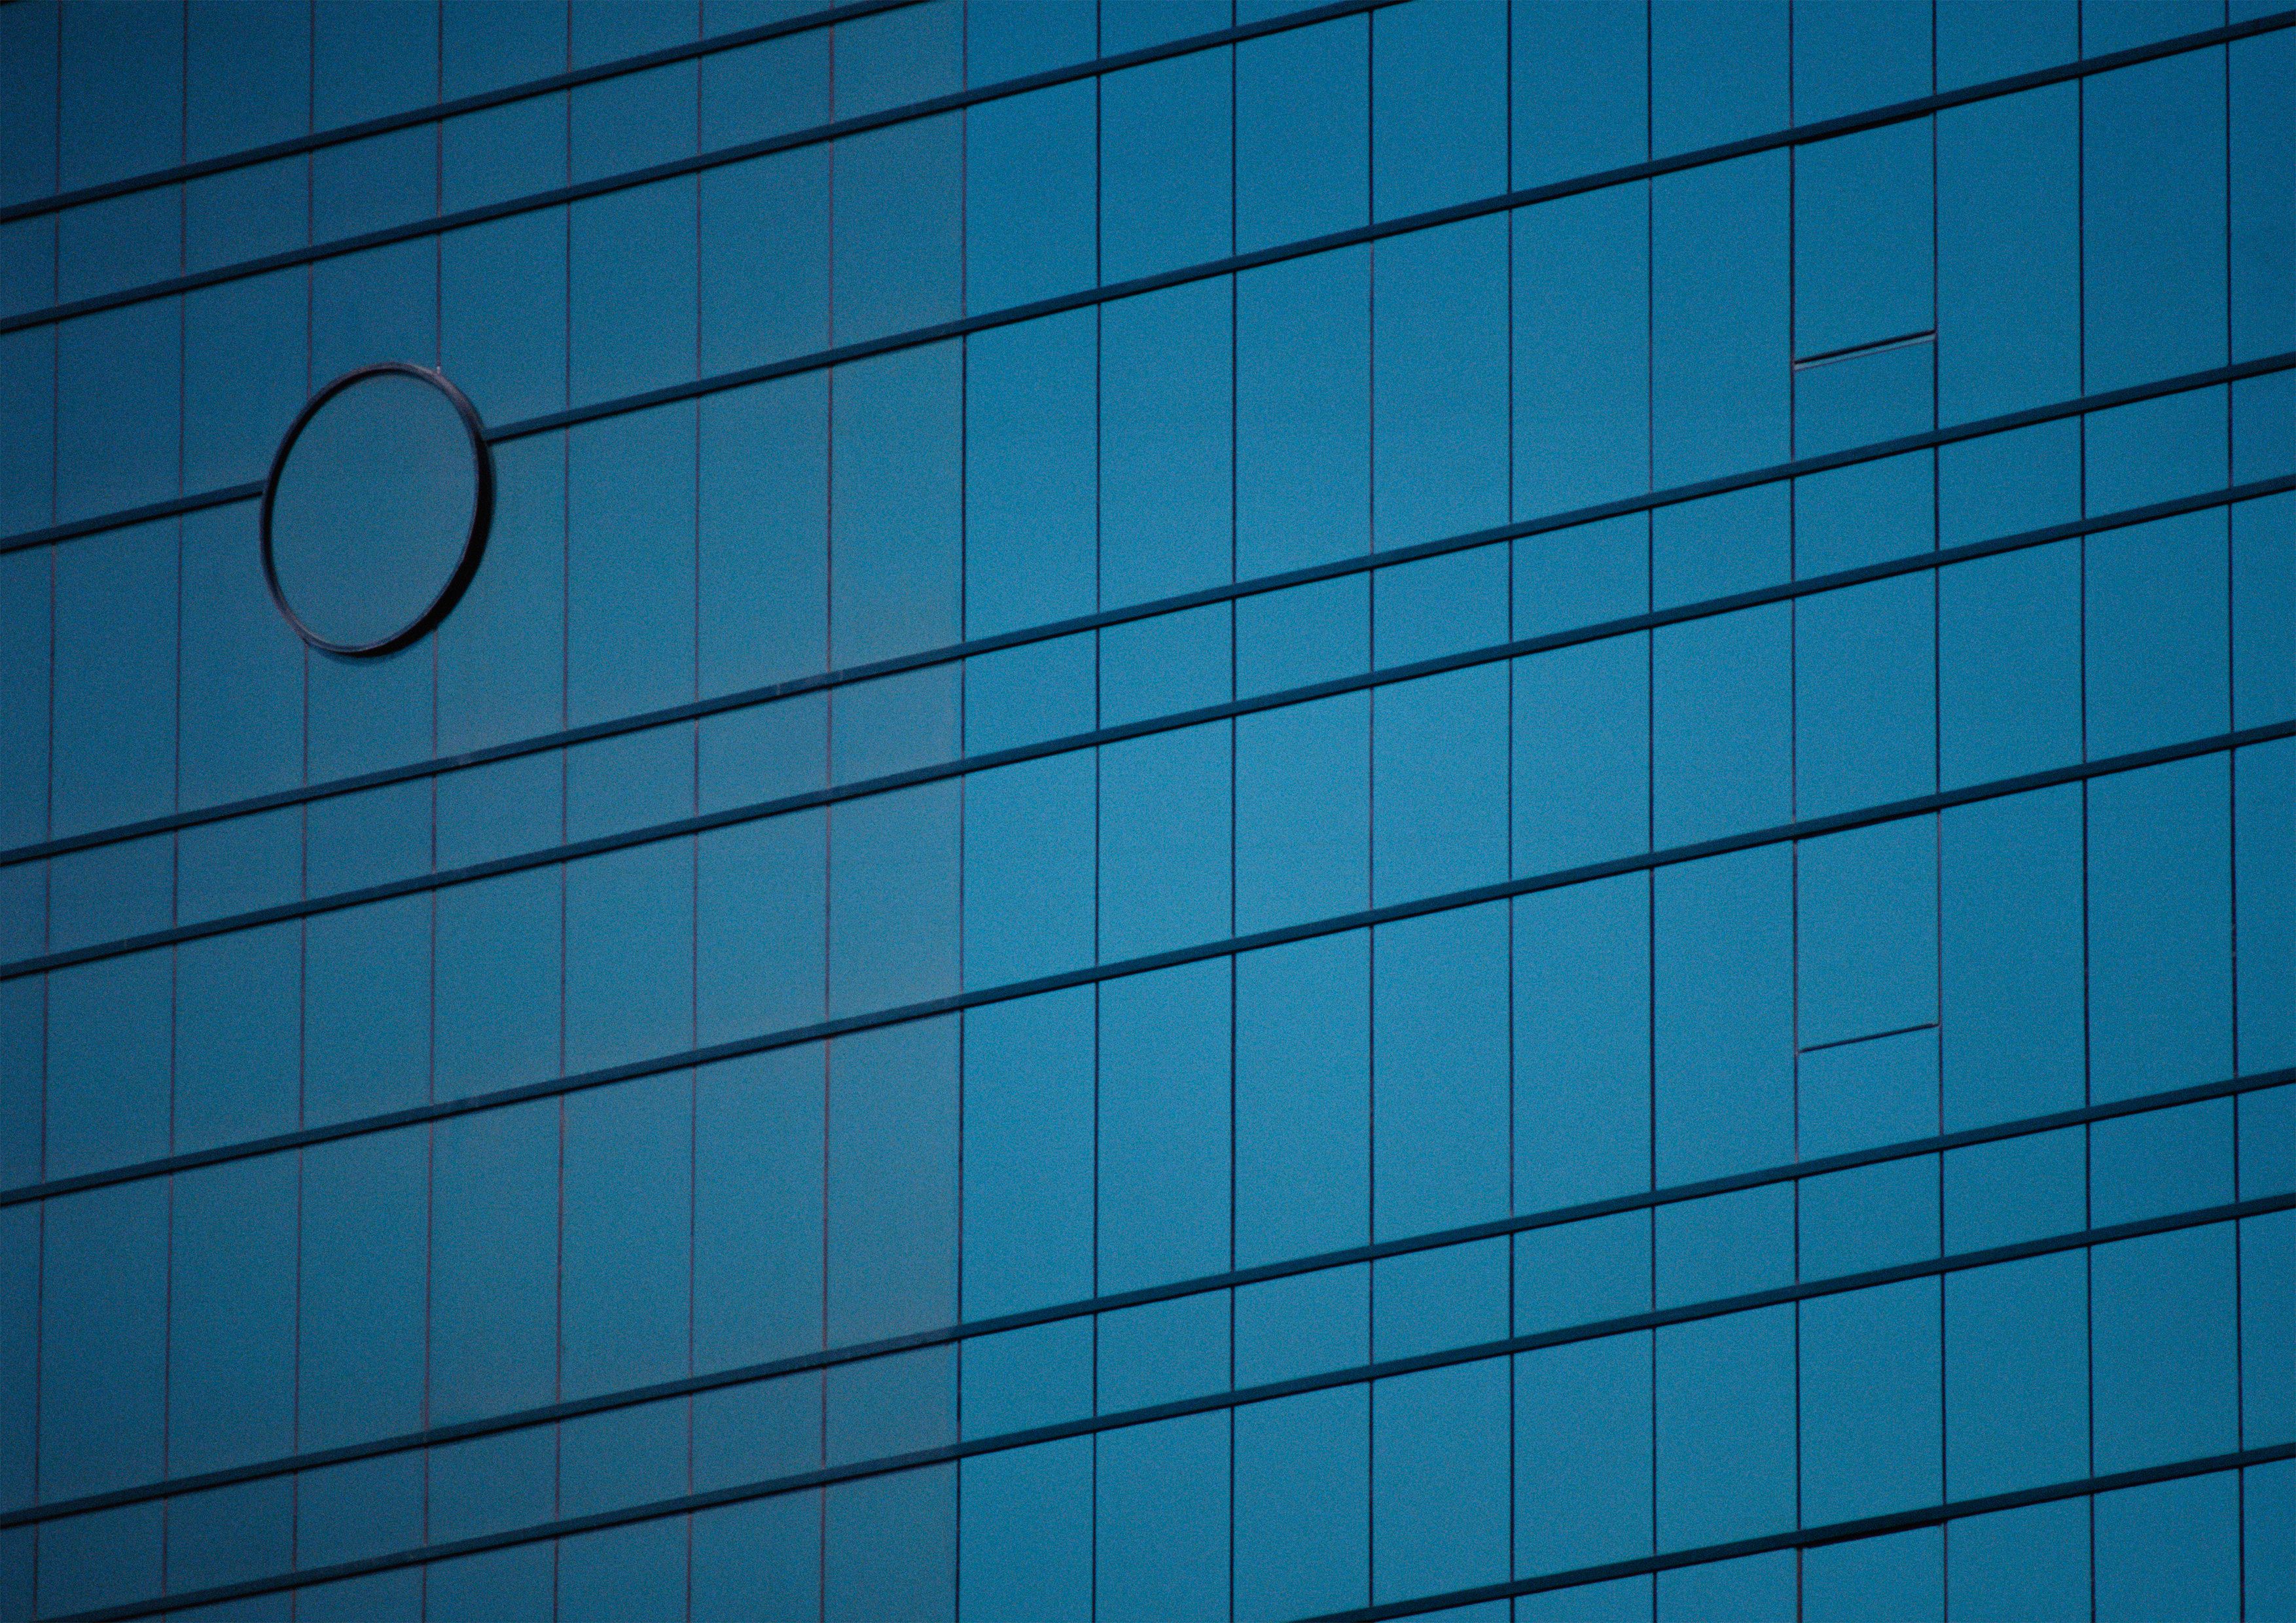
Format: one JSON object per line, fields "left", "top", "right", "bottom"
{"left": 261, "top": 363, "right": 494, "bottom": 656}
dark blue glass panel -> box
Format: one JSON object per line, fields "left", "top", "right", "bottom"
{"left": 963, "top": 753, "right": 1094, "bottom": 988}
{"left": 0, "top": 1, "right": 58, "bottom": 208}
{"left": 165, "top": 1478, "right": 293, "bottom": 1606}
{"left": 1795, "top": 573, "right": 1935, "bottom": 816}
{"left": 1512, "top": 0, "right": 1645, "bottom": 187}
{"left": 1800, "top": 1279, "right": 1942, "bottom": 1521}
{"left": 1372, "top": 902, "right": 1509, "bottom": 1237}
{"left": 962, "top": 990, "right": 1094, "bottom": 1315}
{"left": 969, "top": 0, "right": 1097, "bottom": 82}
{"left": 58, "top": 0, "right": 181, "bottom": 188}
{"left": 572, "top": 61, "right": 698, "bottom": 183}
{"left": 1799, "top": 1026, "right": 1937, "bottom": 1158}
{"left": 443, "top": 0, "right": 565, "bottom": 96}
{"left": 1099, "top": 960, "right": 1231, "bottom": 1290}
{"left": 567, "top": 842, "right": 694, "bottom": 1069}
{"left": 825, "top": 1019, "right": 958, "bottom": 1342}
{"left": 1099, "top": 724, "right": 1231, "bottom": 959}
{"left": 1654, "top": 846, "right": 1793, "bottom": 1183}
{"left": 1371, "top": 0, "right": 1505, "bottom": 221}
{"left": 1100, "top": 50, "right": 1232, "bottom": 282}
{"left": 1376, "top": 218, "right": 1509, "bottom": 548}
{"left": 2085, "top": 50, "right": 2228, "bottom": 393}
{"left": 1943, "top": 1250, "right": 2088, "bottom": 1497}
{"left": 1516, "top": 1333, "right": 1653, "bottom": 1575}
{"left": 425, "top": 1545, "right": 555, "bottom": 1623}
{"left": 1101, "top": 281, "right": 1232, "bottom": 607}
{"left": 560, "top": 1521, "right": 689, "bottom": 1623}
{"left": 1795, "top": 121, "right": 1933, "bottom": 358}
{"left": 2092, "top": 1223, "right": 2240, "bottom": 1471}
{"left": 298, "top": 1128, "right": 426, "bottom": 1450}
{"left": 1944, "top": 1126, "right": 2085, "bottom": 1253}
{"left": 1795, "top": 450, "right": 1934, "bottom": 577}
{"left": 572, "top": 0, "right": 694, "bottom": 67}
{"left": 179, "top": 503, "right": 300, "bottom": 806}
{"left": 50, "top": 516, "right": 174, "bottom": 840}
{"left": 2083, "top": 0, "right": 2224, "bottom": 54}
{"left": 187, "top": 0, "right": 308, "bottom": 159}
{"left": 2248, "top": 1462, "right": 2296, "bottom": 1622}
{"left": 38, "top": 1181, "right": 168, "bottom": 1498}
{"left": 1654, "top": 1306, "right": 1796, "bottom": 1548}
{"left": 0, "top": 330, "right": 54, "bottom": 538}
{"left": 429, "top": 1099, "right": 560, "bottom": 1422}
{"left": 1235, "top": 931, "right": 1369, "bottom": 1264}
{"left": 2238, "top": 740, "right": 2296, "bottom": 1073}
{"left": 827, "top": 781, "right": 960, "bottom": 1014}
{"left": 1939, "top": 540, "right": 2083, "bottom": 789}
{"left": 1657, "top": 1184, "right": 1792, "bottom": 1306}
{"left": 2088, "top": 757, "right": 2233, "bottom": 1101}
{"left": 1376, "top": 1235, "right": 1506, "bottom": 1361}
{"left": 1515, "top": 875, "right": 1650, "bottom": 1209}
{"left": 1236, "top": 1264, "right": 1366, "bottom": 1385}
{"left": 831, "top": 343, "right": 962, "bottom": 664}
{"left": 571, "top": 179, "right": 699, "bottom": 404}
{"left": 567, "top": 402, "right": 696, "bottom": 724}
{"left": 1234, "top": 1387, "right": 1369, "bottom": 1621}
{"left": 2248, "top": 1210, "right": 2296, "bottom": 1441}
{"left": 2088, "top": 385, "right": 2228, "bottom": 514}
{"left": 1374, "top": 664, "right": 1509, "bottom": 903}
{"left": 1096, "top": 1413, "right": 1229, "bottom": 1623}
{"left": 1937, "top": 86, "right": 2080, "bottom": 422}
{"left": 1653, "top": 603, "right": 1792, "bottom": 845}
{"left": 1651, "top": 0, "right": 1784, "bottom": 154}
{"left": 35, "top": 1503, "right": 162, "bottom": 1620}
{"left": 435, "top": 867, "right": 561, "bottom": 1099}
{"left": 698, "top": 372, "right": 827, "bottom": 694}
{"left": 966, "top": 81, "right": 1096, "bottom": 311}
{"left": 0, "top": 1202, "right": 33, "bottom": 1495}
{"left": 1940, "top": 787, "right": 2086, "bottom": 1127}
{"left": 1946, "top": 1498, "right": 2089, "bottom": 1618}
{"left": 1401, "top": 1416, "right": 1560, "bottom": 1578}
{"left": 174, "top": 923, "right": 298, "bottom": 1154}
{"left": 168, "top": 1156, "right": 296, "bottom": 1474}
{"left": 832, "top": 116, "right": 962, "bottom": 344}
{"left": 823, "top": 1466, "right": 956, "bottom": 1623}
{"left": 1237, "top": 693, "right": 1369, "bottom": 933}
{"left": 1804, "top": 1529, "right": 1942, "bottom": 1623}
{"left": 833, "top": 0, "right": 960, "bottom": 115}
{"left": 964, "top": 1319, "right": 1091, "bottom": 1437}
{"left": 441, "top": 210, "right": 568, "bottom": 427}
{"left": 1237, "top": 16, "right": 1365, "bottom": 253}
{"left": 1098, "top": 1292, "right": 1229, "bottom": 1410}
{"left": 45, "top": 952, "right": 170, "bottom": 1180}
{"left": 58, "top": 190, "right": 177, "bottom": 303}
{"left": 564, "top": 1071, "right": 692, "bottom": 1397}
{"left": 1377, "top": 545, "right": 1508, "bottom": 668}
{"left": 1943, "top": 3, "right": 2074, "bottom": 83}
{"left": 1656, "top": 482, "right": 1787, "bottom": 616}
{"left": 698, "top": 809, "right": 825, "bottom": 1041}
{"left": 2233, "top": 496, "right": 2295, "bottom": 731}
{"left": 2087, "top": 511, "right": 2231, "bottom": 758}
{"left": 313, "top": 0, "right": 435, "bottom": 127}
{"left": 1799, "top": 1152, "right": 1939, "bottom": 1275}
{"left": 2092, "top": 1097, "right": 2234, "bottom": 1224}
{"left": 966, "top": 633, "right": 1096, "bottom": 754}
{"left": 1797, "top": 816, "right": 1937, "bottom": 1047}
{"left": 2095, "top": 1472, "right": 2240, "bottom": 1623}
{"left": 694, "top": 1049, "right": 824, "bottom": 1368}
{"left": 2232, "top": 33, "right": 2295, "bottom": 361}
{"left": 1653, "top": 154, "right": 1789, "bottom": 484}
{"left": 185, "top": 156, "right": 307, "bottom": 272}
{"left": 1794, "top": 0, "right": 1929, "bottom": 123}
{"left": 965, "top": 312, "right": 1096, "bottom": 636}
{"left": 1238, "top": 247, "right": 1369, "bottom": 575}
{"left": 960, "top": 1440, "right": 1092, "bottom": 1622}
{"left": 304, "top": 897, "right": 430, "bottom": 1126}
{"left": 692, "top": 1494, "right": 823, "bottom": 1622}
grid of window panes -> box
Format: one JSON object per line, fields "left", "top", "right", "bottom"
{"left": 1, "top": 0, "right": 2293, "bottom": 1618}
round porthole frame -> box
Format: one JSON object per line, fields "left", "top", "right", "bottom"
{"left": 259, "top": 361, "right": 496, "bottom": 658}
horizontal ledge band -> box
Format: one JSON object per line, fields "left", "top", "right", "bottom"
{"left": 5, "top": 715, "right": 2291, "bottom": 1211}
{"left": 39, "top": 1192, "right": 2296, "bottom": 1622}
{"left": 4, "top": 1061, "right": 2287, "bottom": 1534}
{"left": 0, "top": 4, "right": 2281, "bottom": 359}
{"left": 0, "top": 0, "right": 1408, "bottom": 337}
{"left": 1300, "top": 1439, "right": 2296, "bottom": 1622}
{"left": 0, "top": 0, "right": 923, "bottom": 228}
{"left": 5, "top": 467, "right": 2291, "bottom": 984}
{"left": 6, "top": 348, "right": 2290, "bottom": 881}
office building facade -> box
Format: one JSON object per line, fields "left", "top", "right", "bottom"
{"left": 0, "top": 0, "right": 2292, "bottom": 1617}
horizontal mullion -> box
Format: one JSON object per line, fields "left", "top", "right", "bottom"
{"left": 3, "top": 346, "right": 2290, "bottom": 872}
{"left": 5, "top": 467, "right": 2290, "bottom": 981}
{"left": 5, "top": 716, "right": 2290, "bottom": 1211}
{"left": 0, "top": 0, "right": 1409, "bottom": 338}
{"left": 3, "top": 1060, "right": 2286, "bottom": 1533}
{"left": 0, "top": 0, "right": 922, "bottom": 227}
{"left": 40, "top": 1192, "right": 2296, "bottom": 1623}
{"left": 1301, "top": 1442, "right": 2296, "bottom": 1622}
{"left": 1, "top": 9, "right": 2282, "bottom": 348}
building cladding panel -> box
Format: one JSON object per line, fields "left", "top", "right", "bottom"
{"left": 0, "top": 0, "right": 2291, "bottom": 1618}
